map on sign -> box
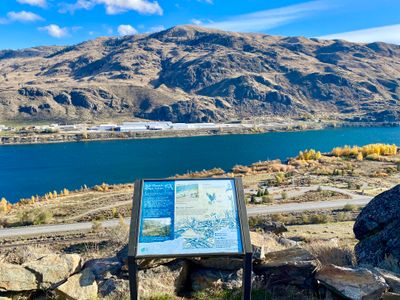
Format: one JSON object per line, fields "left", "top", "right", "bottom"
{"left": 137, "top": 179, "right": 243, "bottom": 256}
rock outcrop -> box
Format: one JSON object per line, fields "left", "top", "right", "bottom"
{"left": 23, "top": 253, "right": 82, "bottom": 289}
{"left": 254, "top": 247, "right": 319, "bottom": 287}
{"left": 354, "top": 185, "right": 400, "bottom": 271}
{"left": 55, "top": 268, "right": 98, "bottom": 300}
{"left": 0, "top": 263, "right": 38, "bottom": 292}
{"left": 316, "top": 264, "right": 389, "bottom": 300}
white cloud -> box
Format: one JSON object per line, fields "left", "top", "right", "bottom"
{"left": 319, "top": 24, "right": 400, "bottom": 45}
{"left": 147, "top": 25, "right": 165, "bottom": 33}
{"left": 191, "top": 18, "right": 202, "bottom": 25}
{"left": 38, "top": 24, "right": 68, "bottom": 38}
{"left": 17, "top": 0, "right": 47, "bottom": 8}
{"left": 203, "top": 0, "right": 333, "bottom": 33}
{"left": 7, "top": 11, "right": 43, "bottom": 22}
{"left": 117, "top": 24, "right": 138, "bottom": 36}
{"left": 61, "top": 0, "right": 163, "bottom": 15}
{"left": 197, "top": 0, "right": 213, "bottom": 4}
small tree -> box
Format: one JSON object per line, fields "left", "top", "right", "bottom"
{"left": 356, "top": 152, "right": 364, "bottom": 161}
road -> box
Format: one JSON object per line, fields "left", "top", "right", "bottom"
{"left": 0, "top": 195, "right": 371, "bottom": 239}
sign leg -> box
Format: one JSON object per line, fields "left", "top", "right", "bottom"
{"left": 242, "top": 252, "right": 253, "bottom": 300}
{"left": 128, "top": 257, "right": 139, "bottom": 300}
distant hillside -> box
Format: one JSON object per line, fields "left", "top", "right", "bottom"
{"left": 0, "top": 25, "right": 399, "bottom": 123}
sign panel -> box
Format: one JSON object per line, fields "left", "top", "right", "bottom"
{"left": 136, "top": 179, "right": 243, "bottom": 257}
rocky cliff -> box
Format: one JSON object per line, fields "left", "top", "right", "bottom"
{"left": 0, "top": 25, "right": 399, "bottom": 123}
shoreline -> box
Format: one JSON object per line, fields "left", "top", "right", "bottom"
{"left": 1, "top": 121, "right": 398, "bottom": 146}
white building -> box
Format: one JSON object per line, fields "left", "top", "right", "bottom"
{"left": 171, "top": 123, "right": 190, "bottom": 130}
{"left": 186, "top": 123, "right": 216, "bottom": 129}
{"left": 0, "top": 125, "right": 7, "bottom": 131}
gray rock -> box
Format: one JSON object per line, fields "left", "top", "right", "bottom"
{"left": 138, "top": 260, "right": 188, "bottom": 298}
{"left": 191, "top": 257, "right": 243, "bottom": 271}
{"left": 55, "top": 268, "right": 98, "bottom": 300}
{"left": 0, "top": 262, "right": 38, "bottom": 292}
{"left": 23, "top": 253, "right": 81, "bottom": 289}
{"left": 374, "top": 268, "right": 400, "bottom": 293}
{"left": 99, "top": 277, "right": 130, "bottom": 299}
{"left": 253, "top": 221, "right": 288, "bottom": 235}
{"left": 382, "top": 292, "right": 400, "bottom": 300}
{"left": 354, "top": 185, "right": 400, "bottom": 270}
{"left": 191, "top": 268, "right": 243, "bottom": 291}
{"left": 316, "top": 264, "right": 389, "bottom": 300}
{"left": 84, "top": 256, "right": 121, "bottom": 280}
{"left": 254, "top": 247, "right": 319, "bottom": 287}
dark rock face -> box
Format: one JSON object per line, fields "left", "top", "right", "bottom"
{"left": 254, "top": 247, "right": 319, "bottom": 287}
{"left": 354, "top": 185, "right": 400, "bottom": 271}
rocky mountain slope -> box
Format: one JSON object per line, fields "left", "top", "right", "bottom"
{"left": 0, "top": 25, "right": 399, "bottom": 123}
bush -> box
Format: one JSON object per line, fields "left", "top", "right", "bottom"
{"left": 343, "top": 204, "right": 356, "bottom": 212}
{"left": 306, "top": 241, "right": 356, "bottom": 267}
{"left": 92, "top": 220, "right": 103, "bottom": 232}
{"left": 309, "top": 214, "right": 332, "bottom": 224}
{"left": 19, "top": 211, "right": 35, "bottom": 225}
{"left": 262, "top": 195, "right": 273, "bottom": 204}
{"left": 33, "top": 210, "right": 53, "bottom": 225}
{"left": 281, "top": 192, "right": 288, "bottom": 200}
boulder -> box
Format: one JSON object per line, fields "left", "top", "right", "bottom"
{"left": 382, "top": 292, "right": 400, "bottom": 300}
{"left": 250, "top": 231, "right": 266, "bottom": 260}
{"left": 354, "top": 185, "right": 400, "bottom": 269}
{"left": 316, "top": 264, "right": 389, "bottom": 300}
{"left": 116, "top": 245, "right": 174, "bottom": 269}
{"left": 1, "top": 245, "right": 52, "bottom": 264}
{"left": 55, "top": 269, "right": 98, "bottom": 300}
{"left": 191, "top": 257, "right": 243, "bottom": 271}
{"left": 374, "top": 268, "right": 400, "bottom": 293}
{"left": 84, "top": 257, "right": 121, "bottom": 280}
{"left": 23, "top": 253, "right": 81, "bottom": 289}
{"left": 0, "top": 263, "right": 38, "bottom": 292}
{"left": 138, "top": 260, "right": 188, "bottom": 298}
{"left": 191, "top": 268, "right": 243, "bottom": 291}
{"left": 98, "top": 277, "right": 130, "bottom": 299}
{"left": 253, "top": 221, "right": 288, "bottom": 235}
{"left": 254, "top": 247, "right": 319, "bottom": 287}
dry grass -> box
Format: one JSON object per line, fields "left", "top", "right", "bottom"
{"left": 305, "top": 240, "right": 356, "bottom": 267}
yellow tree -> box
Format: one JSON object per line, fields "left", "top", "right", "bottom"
{"left": 0, "top": 197, "right": 10, "bottom": 213}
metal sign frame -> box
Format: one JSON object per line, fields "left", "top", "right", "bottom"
{"left": 128, "top": 177, "right": 252, "bottom": 299}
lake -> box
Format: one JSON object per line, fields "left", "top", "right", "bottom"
{"left": 1, "top": 126, "right": 399, "bottom": 203}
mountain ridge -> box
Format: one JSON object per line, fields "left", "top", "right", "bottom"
{"left": 0, "top": 25, "right": 399, "bottom": 123}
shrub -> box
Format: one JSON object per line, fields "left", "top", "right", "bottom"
{"left": 262, "top": 195, "right": 273, "bottom": 204}
{"left": 92, "top": 220, "right": 103, "bottom": 232}
{"left": 281, "top": 192, "right": 288, "bottom": 200}
{"left": 343, "top": 204, "right": 356, "bottom": 212}
{"left": 309, "top": 214, "right": 332, "bottom": 224}
{"left": 274, "top": 172, "right": 286, "bottom": 185}
{"left": 19, "top": 211, "right": 35, "bottom": 225}
{"left": 306, "top": 241, "right": 356, "bottom": 267}
{"left": 33, "top": 210, "right": 53, "bottom": 225}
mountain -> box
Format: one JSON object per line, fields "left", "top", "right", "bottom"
{"left": 0, "top": 25, "right": 399, "bottom": 124}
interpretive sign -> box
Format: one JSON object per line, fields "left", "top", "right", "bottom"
{"left": 128, "top": 178, "right": 252, "bottom": 300}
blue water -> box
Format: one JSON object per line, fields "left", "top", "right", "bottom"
{"left": 1, "top": 126, "right": 399, "bottom": 203}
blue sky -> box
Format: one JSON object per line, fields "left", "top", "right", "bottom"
{"left": 0, "top": 0, "right": 399, "bottom": 49}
